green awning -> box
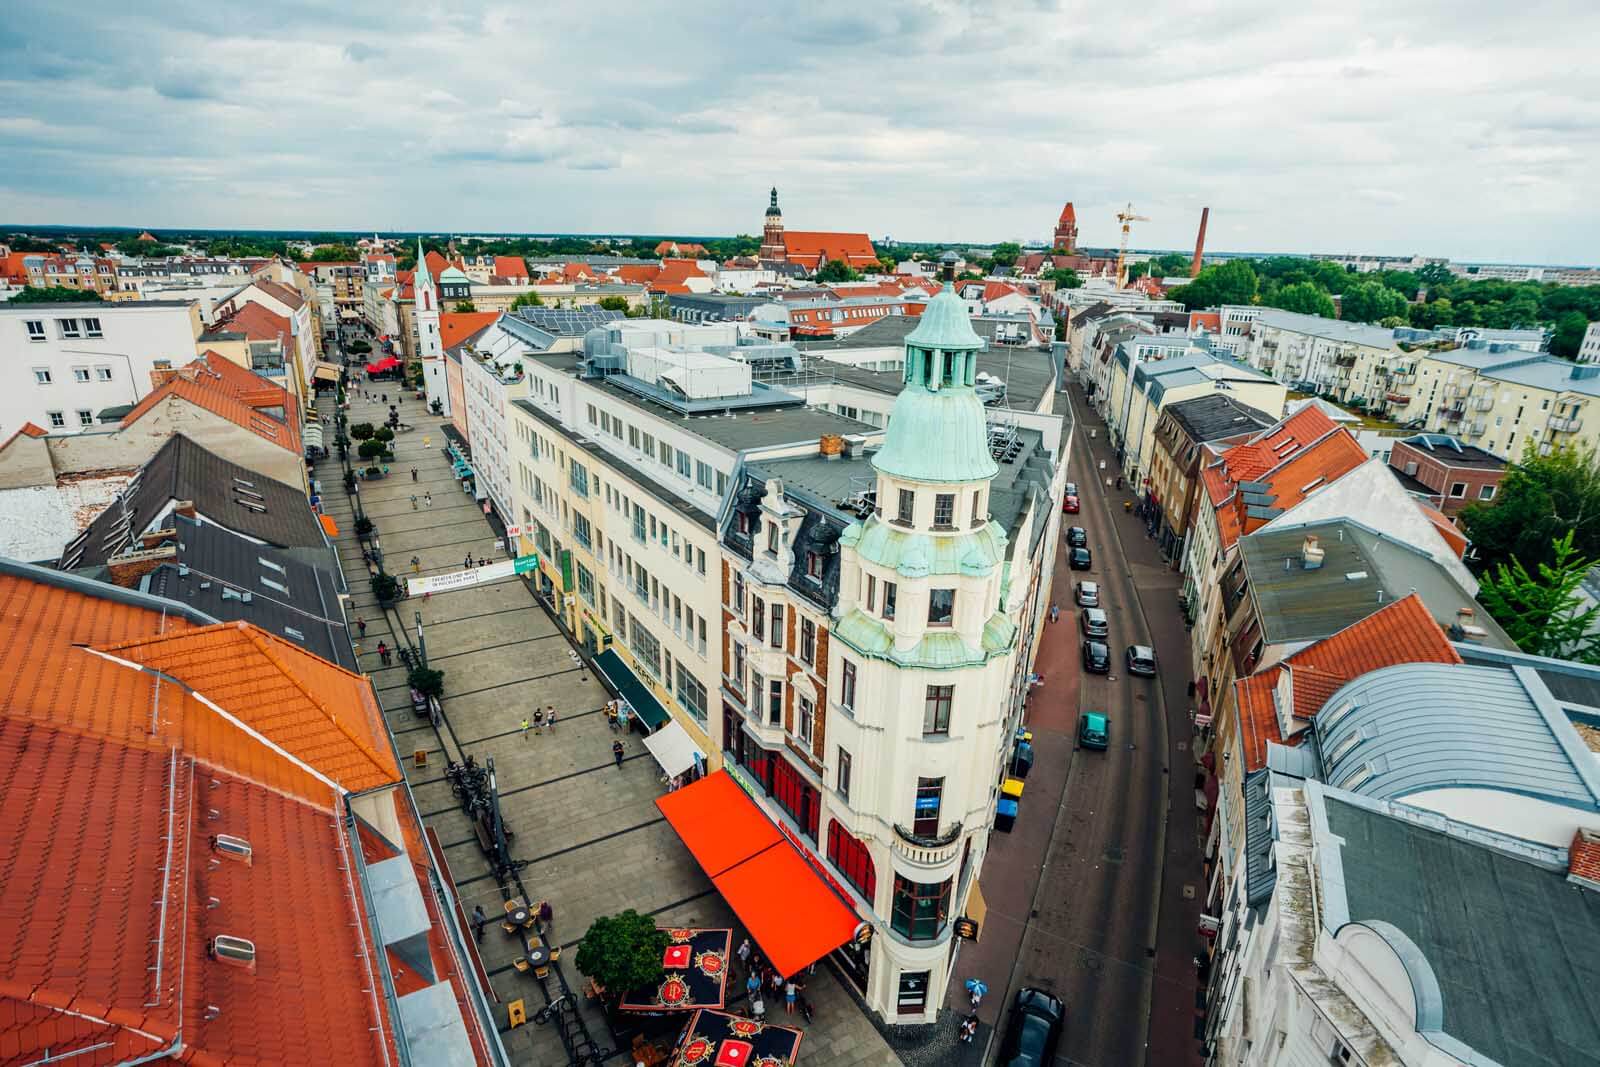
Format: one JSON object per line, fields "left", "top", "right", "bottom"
{"left": 593, "top": 649, "right": 670, "bottom": 732}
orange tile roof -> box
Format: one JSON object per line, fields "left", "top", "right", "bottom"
{"left": 493, "top": 255, "right": 529, "bottom": 279}
{"left": 562, "top": 262, "right": 598, "bottom": 281}
{"left": 655, "top": 240, "right": 708, "bottom": 257}
{"left": 1418, "top": 501, "right": 1468, "bottom": 558}
{"left": 1231, "top": 593, "right": 1462, "bottom": 770}
{"left": 121, "top": 353, "right": 302, "bottom": 456}
{"left": 215, "top": 300, "right": 291, "bottom": 343}
{"left": 615, "top": 264, "right": 659, "bottom": 285}
{"left": 0, "top": 573, "right": 407, "bottom": 1064}
{"left": 780, "top": 230, "right": 878, "bottom": 269}
{"left": 1204, "top": 407, "right": 1364, "bottom": 548}
{"left": 0, "top": 422, "right": 49, "bottom": 450}
{"left": 440, "top": 310, "right": 500, "bottom": 350}
{"left": 1189, "top": 311, "right": 1222, "bottom": 332}
{"left": 99, "top": 621, "right": 401, "bottom": 794}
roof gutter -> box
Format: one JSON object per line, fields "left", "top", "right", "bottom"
{"left": 0, "top": 556, "right": 221, "bottom": 626}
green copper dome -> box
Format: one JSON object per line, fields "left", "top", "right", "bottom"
{"left": 871, "top": 283, "right": 997, "bottom": 484}
{"left": 905, "top": 283, "right": 982, "bottom": 351}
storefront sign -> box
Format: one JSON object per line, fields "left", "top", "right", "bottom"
{"left": 953, "top": 916, "right": 980, "bottom": 941}
{"left": 406, "top": 555, "right": 537, "bottom": 596}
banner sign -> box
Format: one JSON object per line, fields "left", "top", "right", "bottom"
{"left": 406, "top": 555, "right": 538, "bottom": 596}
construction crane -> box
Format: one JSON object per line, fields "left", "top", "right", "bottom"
{"left": 1115, "top": 202, "right": 1151, "bottom": 289}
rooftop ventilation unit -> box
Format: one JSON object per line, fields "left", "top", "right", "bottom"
{"left": 208, "top": 935, "right": 256, "bottom": 970}
{"left": 212, "top": 833, "right": 252, "bottom": 863}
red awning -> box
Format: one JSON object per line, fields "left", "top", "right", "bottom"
{"left": 319, "top": 513, "right": 340, "bottom": 537}
{"left": 366, "top": 355, "right": 402, "bottom": 374}
{"left": 657, "top": 772, "right": 860, "bottom": 979}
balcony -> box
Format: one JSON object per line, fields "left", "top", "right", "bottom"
{"left": 1549, "top": 416, "right": 1584, "bottom": 434}
{"left": 1334, "top": 354, "right": 1358, "bottom": 368}
{"left": 1385, "top": 392, "right": 1412, "bottom": 405}
{"left": 1391, "top": 372, "right": 1417, "bottom": 386}
{"left": 1471, "top": 396, "right": 1495, "bottom": 412}
{"left": 1442, "top": 405, "right": 1465, "bottom": 421}
{"left": 1466, "top": 420, "right": 1487, "bottom": 437}
{"left": 891, "top": 821, "right": 963, "bottom": 869}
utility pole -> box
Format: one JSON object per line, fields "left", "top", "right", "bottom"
{"left": 415, "top": 611, "right": 428, "bottom": 668}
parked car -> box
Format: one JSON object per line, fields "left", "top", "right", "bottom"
{"left": 1069, "top": 547, "right": 1092, "bottom": 570}
{"left": 1066, "top": 526, "right": 1088, "bottom": 547}
{"left": 998, "top": 988, "right": 1066, "bottom": 1067}
{"left": 1126, "top": 644, "right": 1158, "bottom": 676}
{"left": 1064, "top": 482, "right": 1078, "bottom": 497}
{"left": 1077, "top": 711, "right": 1110, "bottom": 751}
{"left": 1063, "top": 493, "right": 1080, "bottom": 514}
{"left": 1081, "top": 640, "right": 1111, "bottom": 674}
{"left": 1079, "top": 607, "right": 1109, "bottom": 638}
{"left": 1075, "top": 580, "right": 1099, "bottom": 607}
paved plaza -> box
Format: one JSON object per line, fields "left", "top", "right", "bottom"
{"left": 318, "top": 387, "right": 899, "bottom": 1065}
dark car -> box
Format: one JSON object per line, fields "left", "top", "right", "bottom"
{"left": 1126, "top": 644, "right": 1158, "bottom": 677}
{"left": 1082, "top": 640, "right": 1111, "bottom": 674}
{"left": 1066, "top": 526, "right": 1088, "bottom": 547}
{"left": 1069, "top": 546, "right": 1092, "bottom": 570}
{"left": 1077, "top": 711, "right": 1110, "bottom": 751}
{"left": 1075, "top": 580, "right": 1099, "bottom": 607}
{"left": 998, "top": 987, "right": 1065, "bottom": 1067}
{"left": 1079, "top": 607, "right": 1109, "bottom": 638}
{"left": 1062, "top": 493, "right": 1080, "bottom": 514}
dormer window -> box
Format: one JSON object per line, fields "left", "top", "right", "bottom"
{"left": 765, "top": 522, "right": 778, "bottom": 555}
{"left": 737, "top": 512, "right": 752, "bottom": 536}
{"left": 805, "top": 551, "right": 824, "bottom": 581}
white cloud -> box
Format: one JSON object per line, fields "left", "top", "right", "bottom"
{"left": 1, "top": 0, "right": 1597, "bottom": 262}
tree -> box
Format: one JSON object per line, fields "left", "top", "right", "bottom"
{"left": 598, "top": 296, "right": 630, "bottom": 312}
{"left": 1461, "top": 443, "right": 1600, "bottom": 575}
{"left": 1263, "top": 281, "right": 1336, "bottom": 318}
{"left": 1339, "top": 281, "right": 1408, "bottom": 324}
{"left": 306, "top": 244, "right": 360, "bottom": 261}
{"left": 877, "top": 252, "right": 899, "bottom": 274}
{"left": 349, "top": 422, "right": 375, "bottom": 440}
{"left": 510, "top": 291, "right": 544, "bottom": 310}
{"left": 815, "top": 259, "right": 861, "bottom": 283}
{"left": 407, "top": 666, "right": 445, "bottom": 699}
{"left": 575, "top": 910, "right": 669, "bottom": 995}
{"left": 1408, "top": 297, "right": 1453, "bottom": 329}
{"left": 6, "top": 285, "right": 104, "bottom": 304}
{"left": 1417, "top": 262, "right": 1454, "bottom": 288}
{"left": 451, "top": 300, "right": 477, "bottom": 313}
{"left": 991, "top": 242, "right": 1022, "bottom": 268}
{"left": 1551, "top": 311, "right": 1590, "bottom": 359}
{"left": 1168, "top": 259, "right": 1258, "bottom": 309}
{"left": 1477, "top": 531, "right": 1600, "bottom": 663}
{"left": 370, "top": 571, "right": 400, "bottom": 604}
{"left": 1045, "top": 267, "right": 1083, "bottom": 290}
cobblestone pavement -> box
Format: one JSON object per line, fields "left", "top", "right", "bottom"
{"left": 319, "top": 385, "right": 898, "bottom": 1065}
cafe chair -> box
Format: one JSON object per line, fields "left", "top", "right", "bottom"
{"left": 513, "top": 957, "right": 531, "bottom": 974}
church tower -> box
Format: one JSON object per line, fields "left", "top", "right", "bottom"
{"left": 413, "top": 239, "right": 449, "bottom": 413}
{"left": 1053, "top": 202, "right": 1078, "bottom": 253}
{"left": 759, "top": 187, "right": 786, "bottom": 261}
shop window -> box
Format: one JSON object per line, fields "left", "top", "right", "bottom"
{"left": 827, "top": 818, "right": 877, "bottom": 902}
{"left": 891, "top": 876, "right": 951, "bottom": 941}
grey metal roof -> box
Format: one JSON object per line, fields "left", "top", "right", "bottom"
{"left": 1165, "top": 395, "right": 1276, "bottom": 443}
{"left": 1314, "top": 662, "right": 1600, "bottom": 809}
{"left": 1253, "top": 307, "right": 1400, "bottom": 350}
{"left": 139, "top": 514, "right": 355, "bottom": 670}
{"left": 1239, "top": 518, "right": 1514, "bottom": 649}
{"left": 61, "top": 435, "right": 326, "bottom": 569}
{"left": 1396, "top": 434, "right": 1507, "bottom": 469}
{"left": 395, "top": 982, "right": 479, "bottom": 1067}
{"left": 589, "top": 377, "right": 875, "bottom": 453}
{"left": 1241, "top": 769, "right": 1278, "bottom": 905}
{"left": 820, "top": 313, "right": 1016, "bottom": 350}
{"left": 1319, "top": 790, "right": 1600, "bottom": 1067}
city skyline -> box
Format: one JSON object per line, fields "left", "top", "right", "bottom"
{"left": 4, "top": 2, "right": 1598, "bottom": 263}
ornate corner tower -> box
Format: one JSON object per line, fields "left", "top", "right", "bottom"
{"left": 760, "top": 187, "right": 786, "bottom": 261}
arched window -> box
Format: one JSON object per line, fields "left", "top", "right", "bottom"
{"left": 826, "top": 820, "right": 876, "bottom": 903}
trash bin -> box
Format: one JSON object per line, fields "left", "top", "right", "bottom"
{"left": 1011, "top": 741, "right": 1035, "bottom": 779}
{"left": 994, "top": 798, "right": 1019, "bottom": 833}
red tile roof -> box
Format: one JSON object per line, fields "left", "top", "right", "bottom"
{"left": 654, "top": 241, "right": 707, "bottom": 257}
{"left": 121, "top": 353, "right": 302, "bottom": 456}
{"left": 1417, "top": 501, "right": 1468, "bottom": 558}
{"left": 562, "top": 262, "right": 598, "bottom": 282}
{"left": 780, "top": 231, "right": 878, "bottom": 270}
{"left": 440, "top": 310, "right": 500, "bottom": 350}
{"left": 614, "top": 264, "right": 658, "bottom": 285}
{"left": 1203, "top": 407, "right": 1365, "bottom": 548}
{"left": 1189, "top": 312, "right": 1222, "bottom": 333}
{"left": 0, "top": 574, "right": 406, "bottom": 1065}
{"left": 493, "top": 255, "right": 529, "bottom": 279}
{"left": 1231, "top": 593, "right": 1462, "bottom": 769}
{"left": 215, "top": 300, "right": 292, "bottom": 344}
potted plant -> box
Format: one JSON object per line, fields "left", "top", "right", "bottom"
{"left": 364, "top": 465, "right": 383, "bottom": 479}
{"left": 430, "top": 399, "right": 443, "bottom": 415}
{"left": 354, "top": 515, "right": 375, "bottom": 538}
{"left": 373, "top": 426, "right": 395, "bottom": 444}
{"left": 370, "top": 571, "right": 400, "bottom": 605}
{"left": 358, "top": 439, "right": 391, "bottom": 461}
{"left": 574, "top": 910, "right": 669, "bottom": 1000}
{"left": 350, "top": 422, "right": 375, "bottom": 441}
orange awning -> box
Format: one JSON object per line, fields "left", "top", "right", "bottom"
{"left": 319, "top": 513, "right": 340, "bottom": 537}
{"left": 657, "top": 771, "right": 860, "bottom": 978}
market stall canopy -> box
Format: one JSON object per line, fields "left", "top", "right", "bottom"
{"left": 366, "top": 355, "right": 402, "bottom": 374}
{"left": 618, "top": 928, "right": 731, "bottom": 1013}
{"left": 657, "top": 771, "right": 860, "bottom": 978}
{"left": 668, "top": 1008, "right": 803, "bottom": 1066}
{"left": 312, "top": 361, "right": 342, "bottom": 382}
{"left": 594, "top": 649, "right": 670, "bottom": 731}
{"left": 644, "top": 721, "right": 701, "bottom": 779}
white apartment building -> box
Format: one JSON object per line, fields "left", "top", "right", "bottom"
{"left": 458, "top": 338, "right": 528, "bottom": 522}
{"left": 1580, "top": 320, "right": 1600, "bottom": 363}
{"left": 0, "top": 299, "right": 201, "bottom": 438}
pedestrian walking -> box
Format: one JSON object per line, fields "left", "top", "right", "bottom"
{"left": 547, "top": 708, "right": 558, "bottom": 731}
{"left": 1050, "top": 602, "right": 1060, "bottom": 623}
{"left": 410, "top": 495, "right": 418, "bottom": 510}
{"left": 750, "top": 994, "right": 765, "bottom": 1021}
{"left": 380, "top": 393, "right": 386, "bottom": 404}
{"left": 612, "top": 739, "right": 625, "bottom": 768}
{"left": 737, "top": 938, "right": 751, "bottom": 968}
{"left": 410, "top": 556, "right": 421, "bottom": 575}
{"left": 377, "top": 641, "right": 391, "bottom": 666}
{"left": 745, "top": 972, "right": 760, "bottom": 998}
{"left": 770, "top": 971, "right": 783, "bottom": 996}
{"left": 411, "top": 467, "right": 418, "bottom": 481}
{"left": 532, "top": 708, "right": 545, "bottom": 735}
{"left": 464, "top": 553, "right": 473, "bottom": 570}
{"left": 472, "top": 905, "right": 488, "bottom": 943}
{"left": 356, "top": 616, "right": 367, "bottom": 637}
{"left": 423, "top": 491, "right": 432, "bottom": 507}
{"left": 520, "top": 717, "right": 531, "bottom": 739}
{"left": 538, "top": 899, "right": 553, "bottom": 936}
{"left": 785, "top": 980, "right": 796, "bottom": 1013}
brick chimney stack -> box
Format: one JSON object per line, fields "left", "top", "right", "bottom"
{"left": 1190, "top": 207, "right": 1210, "bottom": 278}
{"left": 1570, "top": 828, "right": 1600, "bottom": 890}
{"left": 172, "top": 500, "right": 197, "bottom": 519}
{"left": 106, "top": 545, "right": 176, "bottom": 588}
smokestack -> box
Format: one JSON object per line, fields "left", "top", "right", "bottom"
{"left": 1190, "top": 207, "right": 1210, "bottom": 278}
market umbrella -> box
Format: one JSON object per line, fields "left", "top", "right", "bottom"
{"left": 618, "top": 928, "right": 733, "bottom": 1013}
{"left": 668, "top": 1008, "right": 803, "bottom": 1067}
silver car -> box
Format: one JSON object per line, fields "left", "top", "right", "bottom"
{"left": 1075, "top": 580, "right": 1099, "bottom": 607}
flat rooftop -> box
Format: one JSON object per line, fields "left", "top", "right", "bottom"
{"left": 588, "top": 377, "right": 876, "bottom": 453}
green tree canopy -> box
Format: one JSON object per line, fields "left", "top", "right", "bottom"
{"left": 1477, "top": 531, "right": 1600, "bottom": 663}
{"left": 1263, "top": 281, "right": 1337, "bottom": 318}
{"left": 6, "top": 285, "right": 104, "bottom": 304}
{"left": 1046, "top": 267, "right": 1083, "bottom": 290}
{"left": 816, "top": 258, "right": 862, "bottom": 283}
{"left": 990, "top": 242, "right": 1022, "bottom": 268}
{"left": 1551, "top": 311, "right": 1589, "bottom": 358}
{"left": 510, "top": 291, "right": 544, "bottom": 310}
{"left": 1168, "top": 259, "right": 1259, "bottom": 309}
{"left": 1460, "top": 443, "right": 1600, "bottom": 574}
{"left": 451, "top": 300, "right": 477, "bottom": 313}
{"left": 1339, "top": 282, "right": 1409, "bottom": 324}
{"left": 597, "top": 296, "right": 630, "bottom": 312}
{"left": 574, "top": 910, "right": 669, "bottom": 995}
{"left": 305, "top": 244, "right": 361, "bottom": 262}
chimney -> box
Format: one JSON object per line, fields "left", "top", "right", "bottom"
{"left": 173, "top": 500, "right": 197, "bottom": 519}
{"left": 1570, "top": 828, "right": 1600, "bottom": 891}
{"left": 1300, "top": 534, "right": 1324, "bottom": 569}
{"left": 1190, "top": 207, "right": 1210, "bottom": 278}
{"left": 150, "top": 367, "right": 181, "bottom": 390}
{"left": 138, "top": 526, "right": 176, "bottom": 550}
{"left": 819, "top": 434, "right": 845, "bottom": 460}
{"left": 107, "top": 545, "right": 176, "bottom": 588}
{"left": 1449, "top": 606, "right": 1489, "bottom": 643}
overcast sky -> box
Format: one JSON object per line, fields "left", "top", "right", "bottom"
{"left": 3, "top": 1, "right": 1598, "bottom": 263}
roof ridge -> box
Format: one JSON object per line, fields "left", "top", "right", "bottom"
{"left": 236, "top": 624, "right": 398, "bottom": 787}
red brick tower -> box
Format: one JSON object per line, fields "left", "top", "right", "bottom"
{"left": 1053, "top": 202, "right": 1078, "bottom": 253}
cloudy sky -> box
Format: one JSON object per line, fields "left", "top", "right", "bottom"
{"left": 3, "top": 0, "right": 1598, "bottom": 262}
